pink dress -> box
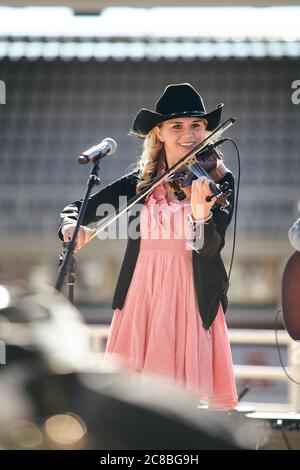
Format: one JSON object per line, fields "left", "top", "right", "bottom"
{"left": 105, "top": 182, "right": 237, "bottom": 410}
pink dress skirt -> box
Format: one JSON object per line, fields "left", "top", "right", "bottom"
{"left": 105, "top": 183, "right": 237, "bottom": 410}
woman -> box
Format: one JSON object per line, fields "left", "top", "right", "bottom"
{"left": 58, "top": 83, "right": 237, "bottom": 409}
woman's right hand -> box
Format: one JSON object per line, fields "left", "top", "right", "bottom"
{"left": 62, "top": 224, "right": 95, "bottom": 253}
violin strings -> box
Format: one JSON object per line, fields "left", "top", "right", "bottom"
{"left": 192, "top": 161, "right": 210, "bottom": 179}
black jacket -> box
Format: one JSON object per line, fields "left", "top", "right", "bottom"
{"left": 58, "top": 169, "right": 235, "bottom": 330}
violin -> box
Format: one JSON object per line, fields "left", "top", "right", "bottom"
{"left": 166, "top": 145, "right": 233, "bottom": 208}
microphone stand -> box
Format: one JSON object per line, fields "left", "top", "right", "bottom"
{"left": 54, "top": 161, "right": 101, "bottom": 302}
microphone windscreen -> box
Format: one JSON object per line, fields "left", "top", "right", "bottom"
{"left": 103, "top": 138, "right": 117, "bottom": 156}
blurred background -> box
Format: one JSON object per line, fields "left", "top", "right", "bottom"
{"left": 0, "top": 1, "right": 300, "bottom": 418}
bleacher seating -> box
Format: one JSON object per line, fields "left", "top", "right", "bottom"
{"left": 0, "top": 56, "right": 299, "bottom": 237}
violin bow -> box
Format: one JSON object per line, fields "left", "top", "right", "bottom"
{"left": 78, "top": 117, "right": 237, "bottom": 246}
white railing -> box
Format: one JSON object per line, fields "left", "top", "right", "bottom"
{"left": 85, "top": 325, "right": 300, "bottom": 412}
{"left": 229, "top": 329, "right": 300, "bottom": 412}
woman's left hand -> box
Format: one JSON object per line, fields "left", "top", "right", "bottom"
{"left": 190, "top": 177, "right": 215, "bottom": 220}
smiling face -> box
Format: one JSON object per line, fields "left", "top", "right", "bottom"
{"left": 155, "top": 117, "right": 207, "bottom": 168}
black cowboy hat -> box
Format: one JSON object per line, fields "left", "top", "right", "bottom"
{"left": 132, "top": 83, "right": 223, "bottom": 137}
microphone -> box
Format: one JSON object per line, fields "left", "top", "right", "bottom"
{"left": 78, "top": 138, "right": 117, "bottom": 164}
{"left": 196, "top": 138, "right": 227, "bottom": 157}
{"left": 211, "top": 137, "right": 227, "bottom": 147}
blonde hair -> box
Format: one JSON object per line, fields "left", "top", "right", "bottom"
{"left": 136, "top": 126, "right": 164, "bottom": 194}
{"left": 136, "top": 118, "right": 209, "bottom": 194}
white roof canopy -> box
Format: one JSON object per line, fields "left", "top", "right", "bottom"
{"left": 0, "top": 6, "right": 300, "bottom": 41}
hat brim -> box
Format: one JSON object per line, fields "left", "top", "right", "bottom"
{"left": 131, "top": 103, "right": 223, "bottom": 138}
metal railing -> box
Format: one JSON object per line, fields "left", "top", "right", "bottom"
{"left": 85, "top": 325, "right": 300, "bottom": 412}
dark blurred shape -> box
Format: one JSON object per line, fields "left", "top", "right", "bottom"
{"left": 0, "top": 281, "right": 258, "bottom": 450}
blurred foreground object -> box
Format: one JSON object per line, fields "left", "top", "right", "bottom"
{"left": 0, "top": 282, "right": 258, "bottom": 450}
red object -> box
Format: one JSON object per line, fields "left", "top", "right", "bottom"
{"left": 281, "top": 251, "right": 300, "bottom": 340}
